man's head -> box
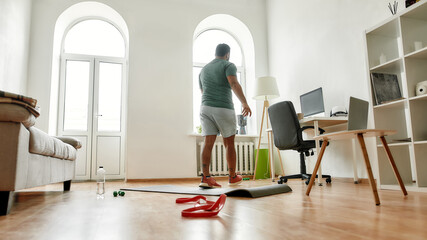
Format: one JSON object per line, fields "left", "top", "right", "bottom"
{"left": 215, "top": 43, "right": 230, "bottom": 60}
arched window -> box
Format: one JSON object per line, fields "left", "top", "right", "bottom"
{"left": 64, "top": 19, "right": 125, "bottom": 57}
{"left": 193, "top": 29, "right": 246, "bottom": 131}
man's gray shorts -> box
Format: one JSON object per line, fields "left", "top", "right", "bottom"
{"left": 200, "top": 105, "right": 236, "bottom": 138}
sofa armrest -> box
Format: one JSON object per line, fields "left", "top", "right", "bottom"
{"left": 0, "top": 122, "right": 30, "bottom": 191}
{"left": 0, "top": 104, "right": 36, "bottom": 128}
{"left": 54, "top": 136, "right": 82, "bottom": 149}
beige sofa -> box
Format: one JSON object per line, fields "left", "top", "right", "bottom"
{"left": 0, "top": 104, "right": 81, "bottom": 215}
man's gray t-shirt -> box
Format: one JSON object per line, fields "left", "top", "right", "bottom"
{"left": 199, "top": 58, "right": 237, "bottom": 110}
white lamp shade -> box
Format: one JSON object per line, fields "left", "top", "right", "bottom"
{"left": 253, "top": 76, "right": 280, "bottom": 100}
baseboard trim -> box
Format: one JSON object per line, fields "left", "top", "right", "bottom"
{"left": 125, "top": 176, "right": 366, "bottom": 183}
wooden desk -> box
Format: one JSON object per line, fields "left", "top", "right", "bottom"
{"left": 299, "top": 117, "right": 348, "bottom": 185}
{"left": 299, "top": 116, "right": 348, "bottom": 128}
{"left": 305, "top": 129, "right": 408, "bottom": 205}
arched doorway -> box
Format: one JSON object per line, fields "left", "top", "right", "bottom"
{"left": 52, "top": 3, "right": 129, "bottom": 180}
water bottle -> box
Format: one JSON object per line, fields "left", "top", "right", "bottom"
{"left": 96, "top": 166, "right": 106, "bottom": 199}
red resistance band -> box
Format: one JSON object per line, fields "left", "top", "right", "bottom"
{"left": 176, "top": 194, "right": 227, "bottom": 217}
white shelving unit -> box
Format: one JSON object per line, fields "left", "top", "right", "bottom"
{"left": 364, "top": 0, "right": 427, "bottom": 192}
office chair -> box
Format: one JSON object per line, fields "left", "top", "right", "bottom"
{"left": 268, "top": 101, "right": 331, "bottom": 185}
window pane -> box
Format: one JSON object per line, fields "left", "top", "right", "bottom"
{"left": 64, "top": 20, "right": 125, "bottom": 57}
{"left": 64, "top": 60, "right": 90, "bottom": 131}
{"left": 98, "top": 62, "right": 122, "bottom": 132}
{"left": 193, "top": 67, "right": 202, "bottom": 131}
{"left": 193, "top": 30, "right": 242, "bottom": 66}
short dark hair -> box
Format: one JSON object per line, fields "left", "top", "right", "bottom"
{"left": 215, "top": 43, "right": 230, "bottom": 57}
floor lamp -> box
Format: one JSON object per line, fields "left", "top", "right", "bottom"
{"left": 252, "top": 76, "right": 283, "bottom": 180}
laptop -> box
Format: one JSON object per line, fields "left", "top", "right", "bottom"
{"left": 347, "top": 97, "right": 369, "bottom": 130}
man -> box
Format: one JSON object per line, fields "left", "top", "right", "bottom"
{"left": 198, "top": 43, "right": 252, "bottom": 188}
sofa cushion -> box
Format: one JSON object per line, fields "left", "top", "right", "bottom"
{"left": 29, "top": 127, "right": 54, "bottom": 156}
{"left": 29, "top": 127, "right": 77, "bottom": 160}
{"left": 0, "top": 103, "right": 36, "bottom": 128}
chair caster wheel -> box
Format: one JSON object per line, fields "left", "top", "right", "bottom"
{"left": 326, "top": 178, "right": 332, "bottom": 183}
{"left": 279, "top": 176, "right": 288, "bottom": 183}
{"left": 305, "top": 179, "right": 311, "bottom": 185}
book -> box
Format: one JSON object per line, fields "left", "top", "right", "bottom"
{"left": 371, "top": 73, "right": 402, "bottom": 105}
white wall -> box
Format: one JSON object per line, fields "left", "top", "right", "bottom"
{"left": 266, "top": 0, "right": 405, "bottom": 178}
{"left": 5, "top": 0, "right": 408, "bottom": 180}
{"left": 0, "top": 0, "right": 32, "bottom": 94}
{"left": 26, "top": 0, "right": 269, "bottom": 179}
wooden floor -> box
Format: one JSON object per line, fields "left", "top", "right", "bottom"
{"left": 1, "top": 178, "right": 427, "bottom": 240}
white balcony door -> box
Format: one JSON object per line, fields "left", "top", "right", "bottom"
{"left": 58, "top": 55, "right": 126, "bottom": 180}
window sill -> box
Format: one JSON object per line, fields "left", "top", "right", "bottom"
{"left": 188, "top": 133, "right": 258, "bottom": 138}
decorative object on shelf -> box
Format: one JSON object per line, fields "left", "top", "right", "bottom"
{"left": 330, "top": 106, "right": 348, "bottom": 117}
{"left": 414, "top": 41, "right": 423, "bottom": 51}
{"left": 371, "top": 73, "right": 402, "bottom": 105}
{"left": 237, "top": 114, "right": 247, "bottom": 135}
{"left": 379, "top": 53, "right": 387, "bottom": 64}
{"left": 406, "top": 0, "right": 420, "bottom": 8}
{"left": 392, "top": 137, "right": 412, "bottom": 142}
{"left": 388, "top": 1, "right": 398, "bottom": 15}
{"left": 416, "top": 80, "right": 427, "bottom": 96}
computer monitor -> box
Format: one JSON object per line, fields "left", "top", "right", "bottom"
{"left": 300, "top": 87, "right": 325, "bottom": 117}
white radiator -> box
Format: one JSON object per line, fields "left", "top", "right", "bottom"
{"left": 198, "top": 141, "right": 255, "bottom": 176}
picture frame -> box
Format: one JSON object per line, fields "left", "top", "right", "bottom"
{"left": 371, "top": 73, "right": 403, "bottom": 105}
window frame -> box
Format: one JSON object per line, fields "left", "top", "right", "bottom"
{"left": 61, "top": 17, "right": 127, "bottom": 57}
{"left": 58, "top": 17, "right": 128, "bottom": 180}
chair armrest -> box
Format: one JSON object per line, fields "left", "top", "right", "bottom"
{"left": 300, "top": 126, "right": 326, "bottom": 134}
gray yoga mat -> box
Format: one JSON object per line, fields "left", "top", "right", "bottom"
{"left": 121, "top": 184, "right": 292, "bottom": 198}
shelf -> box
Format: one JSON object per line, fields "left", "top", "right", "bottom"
{"left": 414, "top": 143, "right": 427, "bottom": 186}
{"left": 404, "top": 57, "right": 427, "bottom": 98}
{"left": 366, "top": 0, "right": 427, "bottom": 192}
{"left": 401, "top": 16, "right": 427, "bottom": 55}
{"left": 380, "top": 183, "right": 426, "bottom": 192}
{"left": 366, "top": 18, "right": 400, "bottom": 37}
{"left": 400, "top": 1, "right": 427, "bottom": 56}
{"left": 405, "top": 47, "right": 427, "bottom": 59}
{"left": 373, "top": 98, "right": 406, "bottom": 109}
{"left": 366, "top": 18, "right": 401, "bottom": 68}
{"left": 409, "top": 94, "right": 427, "bottom": 101}
{"left": 377, "top": 141, "right": 411, "bottom": 147}
{"left": 409, "top": 100, "right": 427, "bottom": 141}
{"left": 401, "top": 0, "right": 427, "bottom": 21}
{"left": 373, "top": 100, "right": 409, "bottom": 144}
{"left": 414, "top": 140, "right": 427, "bottom": 145}
{"left": 369, "top": 57, "right": 402, "bottom": 72}
{"left": 377, "top": 144, "right": 413, "bottom": 185}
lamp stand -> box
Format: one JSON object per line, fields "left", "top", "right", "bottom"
{"left": 253, "top": 99, "right": 284, "bottom": 181}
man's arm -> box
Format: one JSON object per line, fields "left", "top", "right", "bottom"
{"left": 227, "top": 75, "right": 252, "bottom": 117}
